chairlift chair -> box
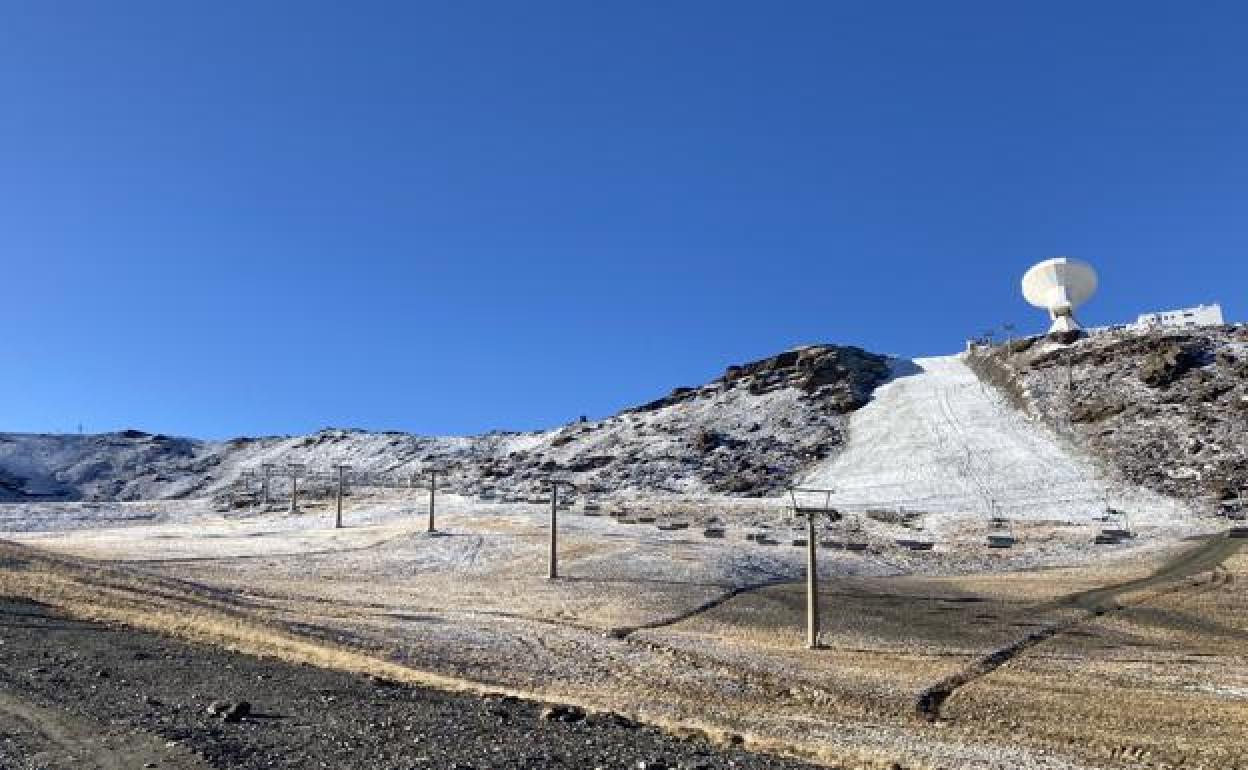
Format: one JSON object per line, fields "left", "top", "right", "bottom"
{"left": 987, "top": 532, "right": 1017, "bottom": 549}
{"left": 894, "top": 507, "right": 935, "bottom": 550}
{"left": 986, "top": 513, "right": 1017, "bottom": 548}
{"left": 1095, "top": 496, "right": 1117, "bottom": 523}
{"left": 844, "top": 515, "right": 869, "bottom": 552}
{"left": 1100, "top": 507, "right": 1133, "bottom": 540}
{"left": 896, "top": 534, "right": 935, "bottom": 551}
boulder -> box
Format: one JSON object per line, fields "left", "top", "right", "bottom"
{"left": 1139, "top": 343, "right": 1200, "bottom": 387}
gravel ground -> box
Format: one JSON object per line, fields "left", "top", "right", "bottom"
{"left": 0, "top": 598, "right": 823, "bottom": 770}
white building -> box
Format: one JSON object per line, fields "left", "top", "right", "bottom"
{"left": 1134, "top": 303, "right": 1224, "bottom": 329}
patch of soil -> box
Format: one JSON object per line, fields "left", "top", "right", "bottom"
{"left": 0, "top": 598, "right": 820, "bottom": 770}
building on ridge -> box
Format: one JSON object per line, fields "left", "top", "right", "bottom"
{"left": 1134, "top": 303, "right": 1224, "bottom": 329}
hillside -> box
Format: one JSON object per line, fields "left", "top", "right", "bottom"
{"left": 967, "top": 324, "right": 1248, "bottom": 512}
{"left": 0, "top": 344, "right": 890, "bottom": 503}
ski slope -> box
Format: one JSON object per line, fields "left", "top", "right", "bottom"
{"left": 802, "top": 355, "right": 1189, "bottom": 528}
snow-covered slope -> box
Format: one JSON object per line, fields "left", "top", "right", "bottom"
{"left": 0, "top": 431, "right": 206, "bottom": 501}
{"left": 802, "top": 355, "right": 1191, "bottom": 527}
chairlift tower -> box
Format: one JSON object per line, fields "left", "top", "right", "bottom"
{"left": 334, "top": 464, "right": 352, "bottom": 529}
{"left": 426, "top": 467, "right": 446, "bottom": 533}
{"left": 542, "top": 479, "right": 577, "bottom": 580}
{"left": 286, "top": 463, "right": 306, "bottom": 513}
{"left": 788, "top": 487, "right": 839, "bottom": 649}
{"left": 260, "top": 463, "right": 275, "bottom": 507}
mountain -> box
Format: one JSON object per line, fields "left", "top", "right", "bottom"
{"left": 0, "top": 344, "right": 891, "bottom": 503}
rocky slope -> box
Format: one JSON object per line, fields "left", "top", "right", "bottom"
{"left": 966, "top": 325, "right": 1248, "bottom": 512}
{"left": 1, "top": 344, "right": 891, "bottom": 503}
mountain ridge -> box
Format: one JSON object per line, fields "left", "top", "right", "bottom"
{"left": 1, "top": 343, "right": 892, "bottom": 503}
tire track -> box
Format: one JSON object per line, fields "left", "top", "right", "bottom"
{"left": 914, "top": 533, "right": 1244, "bottom": 721}
{"left": 606, "top": 576, "right": 797, "bottom": 639}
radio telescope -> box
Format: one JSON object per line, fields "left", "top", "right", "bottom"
{"left": 1021, "top": 257, "right": 1098, "bottom": 335}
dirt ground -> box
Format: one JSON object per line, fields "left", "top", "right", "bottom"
{"left": 1, "top": 500, "right": 1245, "bottom": 769}
{"left": 0, "top": 597, "right": 823, "bottom": 770}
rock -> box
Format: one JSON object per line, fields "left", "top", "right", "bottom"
{"left": 206, "top": 700, "right": 231, "bottom": 717}
{"left": 691, "top": 430, "right": 722, "bottom": 452}
{"left": 1139, "top": 342, "right": 1200, "bottom": 387}
{"left": 565, "top": 455, "right": 613, "bottom": 472}
{"left": 540, "top": 704, "right": 586, "bottom": 723}
{"left": 222, "top": 700, "right": 251, "bottom": 723}
{"left": 586, "top": 711, "right": 639, "bottom": 728}
{"left": 1069, "top": 398, "right": 1127, "bottom": 424}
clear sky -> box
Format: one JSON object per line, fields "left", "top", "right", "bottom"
{"left": 2, "top": 2, "right": 1245, "bottom": 439}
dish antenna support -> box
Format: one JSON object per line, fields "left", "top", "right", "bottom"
{"left": 1021, "top": 257, "right": 1098, "bottom": 335}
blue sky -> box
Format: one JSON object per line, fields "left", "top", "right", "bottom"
{"left": 2, "top": 2, "right": 1244, "bottom": 439}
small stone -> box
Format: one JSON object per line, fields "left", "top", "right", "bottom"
{"left": 206, "top": 700, "right": 231, "bottom": 717}
{"left": 222, "top": 701, "right": 251, "bottom": 723}
{"left": 540, "top": 704, "right": 586, "bottom": 723}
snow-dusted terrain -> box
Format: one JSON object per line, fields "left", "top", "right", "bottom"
{"left": 803, "top": 355, "right": 1193, "bottom": 532}
{"left": 3, "top": 353, "right": 1209, "bottom": 576}
{"left": 0, "top": 344, "right": 890, "bottom": 503}
{"left": 0, "top": 340, "right": 1215, "bottom": 552}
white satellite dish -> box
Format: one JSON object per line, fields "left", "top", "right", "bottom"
{"left": 1021, "top": 257, "right": 1098, "bottom": 334}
